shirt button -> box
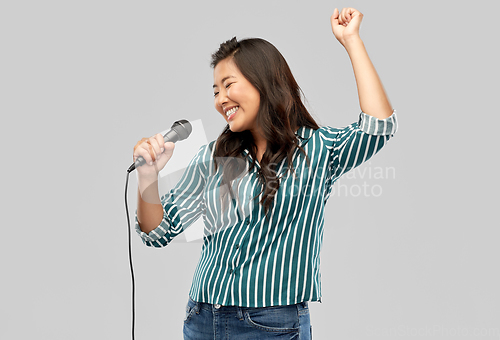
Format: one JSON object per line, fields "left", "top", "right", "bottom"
{"left": 246, "top": 220, "right": 250, "bottom": 225}
{"left": 229, "top": 269, "right": 233, "bottom": 274}
{"left": 214, "top": 304, "right": 221, "bottom": 309}
{"left": 235, "top": 244, "right": 239, "bottom": 249}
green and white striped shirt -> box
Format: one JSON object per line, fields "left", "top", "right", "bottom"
{"left": 136, "top": 110, "right": 398, "bottom": 307}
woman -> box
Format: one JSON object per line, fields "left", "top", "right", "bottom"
{"left": 133, "top": 7, "right": 398, "bottom": 340}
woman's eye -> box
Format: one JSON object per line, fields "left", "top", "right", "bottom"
{"left": 213, "top": 83, "right": 233, "bottom": 97}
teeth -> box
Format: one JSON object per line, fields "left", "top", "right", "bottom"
{"left": 226, "top": 107, "right": 238, "bottom": 117}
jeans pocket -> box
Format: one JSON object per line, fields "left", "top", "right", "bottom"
{"left": 183, "top": 297, "right": 197, "bottom": 323}
{"left": 244, "top": 305, "right": 300, "bottom": 333}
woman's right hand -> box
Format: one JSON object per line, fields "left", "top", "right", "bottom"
{"left": 133, "top": 133, "right": 175, "bottom": 178}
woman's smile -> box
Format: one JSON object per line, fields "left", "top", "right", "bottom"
{"left": 225, "top": 106, "right": 239, "bottom": 120}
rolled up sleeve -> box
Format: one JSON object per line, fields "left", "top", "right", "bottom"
{"left": 358, "top": 109, "right": 398, "bottom": 136}
{"left": 322, "top": 109, "right": 398, "bottom": 186}
{"left": 135, "top": 144, "right": 210, "bottom": 248}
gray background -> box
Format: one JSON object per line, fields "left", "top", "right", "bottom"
{"left": 1, "top": 0, "right": 499, "bottom": 339}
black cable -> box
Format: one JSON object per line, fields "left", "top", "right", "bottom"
{"left": 124, "top": 170, "right": 136, "bottom": 340}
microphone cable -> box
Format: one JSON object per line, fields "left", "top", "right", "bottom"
{"left": 123, "top": 119, "right": 192, "bottom": 339}
{"left": 124, "top": 170, "right": 136, "bottom": 340}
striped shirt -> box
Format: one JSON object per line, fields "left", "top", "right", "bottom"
{"left": 135, "top": 110, "right": 398, "bottom": 307}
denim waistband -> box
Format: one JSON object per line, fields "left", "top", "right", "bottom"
{"left": 189, "top": 296, "right": 308, "bottom": 314}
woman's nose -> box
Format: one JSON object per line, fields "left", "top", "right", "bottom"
{"left": 216, "top": 90, "right": 228, "bottom": 107}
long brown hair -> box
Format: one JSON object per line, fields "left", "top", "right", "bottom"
{"left": 211, "top": 37, "right": 319, "bottom": 219}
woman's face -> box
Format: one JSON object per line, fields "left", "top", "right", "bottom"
{"left": 213, "top": 58, "right": 261, "bottom": 134}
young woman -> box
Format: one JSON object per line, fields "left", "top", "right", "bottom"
{"left": 133, "top": 7, "right": 398, "bottom": 340}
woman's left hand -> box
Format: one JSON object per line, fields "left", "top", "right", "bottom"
{"left": 331, "top": 7, "right": 363, "bottom": 47}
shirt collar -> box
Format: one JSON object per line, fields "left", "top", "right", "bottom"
{"left": 241, "top": 126, "right": 315, "bottom": 161}
{"left": 294, "top": 125, "right": 315, "bottom": 146}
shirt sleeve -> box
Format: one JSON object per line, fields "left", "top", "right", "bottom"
{"left": 321, "top": 109, "right": 398, "bottom": 186}
{"left": 134, "top": 142, "right": 211, "bottom": 248}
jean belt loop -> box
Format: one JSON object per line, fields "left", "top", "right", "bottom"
{"left": 194, "top": 301, "right": 200, "bottom": 314}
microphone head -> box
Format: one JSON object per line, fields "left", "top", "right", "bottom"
{"left": 170, "top": 119, "right": 192, "bottom": 140}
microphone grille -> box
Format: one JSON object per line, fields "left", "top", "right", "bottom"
{"left": 171, "top": 119, "right": 192, "bottom": 140}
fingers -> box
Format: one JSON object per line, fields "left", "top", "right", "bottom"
{"left": 133, "top": 133, "right": 164, "bottom": 166}
{"left": 152, "top": 133, "right": 165, "bottom": 154}
{"left": 134, "top": 140, "right": 155, "bottom": 165}
{"left": 332, "top": 8, "right": 348, "bottom": 26}
{"left": 163, "top": 141, "right": 175, "bottom": 155}
{"left": 148, "top": 133, "right": 164, "bottom": 161}
{"left": 335, "top": 7, "right": 360, "bottom": 26}
{"left": 332, "top": 7, "right": 339, "bottom": 22}
{"left": 133, "top": 138, "right": 150, "bottom": 162}
{"left": 341, "top": 8, "right": 350, "bottom": 26}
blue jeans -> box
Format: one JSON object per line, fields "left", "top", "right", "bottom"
{"left": 183, "top": 297, "right": 312, "bottom": 339}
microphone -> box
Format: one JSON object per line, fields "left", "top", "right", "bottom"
{"left": 127, "top": 119, "right": 192, "bottom": 173}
